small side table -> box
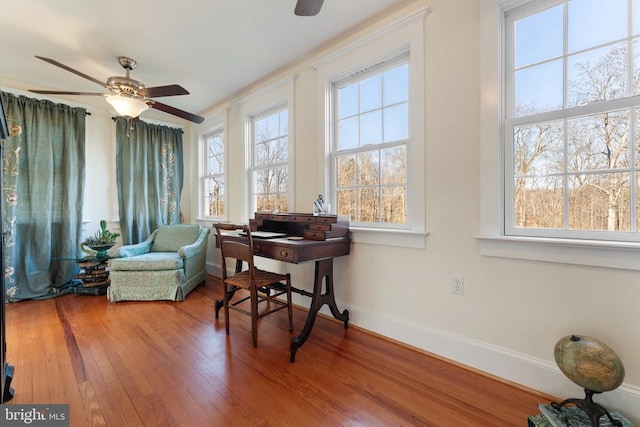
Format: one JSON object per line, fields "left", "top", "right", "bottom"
{"left": 74, "top": 257, "right": 111, "bottom": 295}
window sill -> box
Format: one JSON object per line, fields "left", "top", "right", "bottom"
{"left": 476, "top": 234, "right": 640, "bottom": 271}
{"left": 350, "top": 227, "right": 428, "bottom": 249}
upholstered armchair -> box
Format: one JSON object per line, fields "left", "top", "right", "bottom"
{"left": 108, "top": 224, "right": 210, "bottom": 302}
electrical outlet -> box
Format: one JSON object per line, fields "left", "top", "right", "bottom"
{"left": 451, "top": 275, "right": 464, "bottom": 295}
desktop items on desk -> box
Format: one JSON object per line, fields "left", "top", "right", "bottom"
{"left": 313, "top": 194, "right": 331, "bottom": 215}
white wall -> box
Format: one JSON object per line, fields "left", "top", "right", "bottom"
{"left": 2, "top": 0, "right": 638, "bottom": 422}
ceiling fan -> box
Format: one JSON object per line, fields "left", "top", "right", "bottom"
{"left": 29, "top": 56, "right": 205, "bottom": 124}
{"left": 295, "top": 0, "right": 324, "bottom": 16}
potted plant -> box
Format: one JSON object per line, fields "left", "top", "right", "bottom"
{"left": 81, "top": 220, "right": 120, "bottom": 259}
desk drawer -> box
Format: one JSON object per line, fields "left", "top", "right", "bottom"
{"left": 253, "top": 243, "right": 297, "bottom": 262}
{"left": 304, "top": 230, "right": 326, "bottom": 241}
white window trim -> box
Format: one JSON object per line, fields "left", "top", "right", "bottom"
{"left": 239, "top": 75, "right": 295, "bottom": 220}
{"left": 478, "top": 0, "right": 640, "bottom": 271}
{"left": 196, "top": 109, "right": 228, "bottom": 222}
{"left": 313, "top": 7, "right": 429, "bottom": 248}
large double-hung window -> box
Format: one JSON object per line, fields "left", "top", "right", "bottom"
{"left": 333, "top": 57, "right": 409, "bottom": 225}
{"left": 250, "top": 106, "right": 289, "bottom": 212}
{"left": 504, "top": 0, "right": 640, "bottom": 241}
{"left": 202, "top": 127, "right": 225, "bottom": 218}
{"left": 315, "top": 8, "right": 426, "bottom": 247}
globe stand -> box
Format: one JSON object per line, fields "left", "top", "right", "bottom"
{"left": 552, "top": 389, "right": 622, "bottom": 427}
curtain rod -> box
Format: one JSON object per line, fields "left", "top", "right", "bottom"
{"left": 110, "top": 116, "right": 183, "bottom": 133}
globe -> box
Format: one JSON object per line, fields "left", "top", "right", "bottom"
{"left": 554, "top": 334, "right": 625, "bottom": 393}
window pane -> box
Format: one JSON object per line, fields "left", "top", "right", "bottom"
{"left": 360, "top": 74, "right": 382, "bottom": 113}
{"left": 567, "top": 43, "right": 628, "bottom": 106}
{"left": 384, "top": 104, "right": 408, "bottom": 142}
{"left": 635, "top": 0, "right": 640, "bottom": 35}
{"left": 274, "top": 137, "right": 288, "bottom": 163}
{"left": 339, "top": 84, "right": 359, "bottom": 118}
{"left": 265, "top": 114, "right": 279, "bottom": 140}
{"left": 360, "top": 110, "right": 382, "bottom": 145}
{"left": 208, "top": 134, "right": 223, "bottom": 154}
{"left": 338, "top": 116, "right": 359, "bottom": 150}
{"left": 637, "top": 175, "right": 640, "bottom": 231}
{"left": 357, "top": 151, "right": 380, "bottom": 186}
{"left": 514, "top": 176, "right": 564, "bottom": 228}
{"left": 513, "top": 121, "right": 564, "bottom": 177}
{"left": 276, "top": 166, "right": 288, "bottom": 192}
{"left": 336, "top": 155, "right": 356, "bottom": 187}
{"left": 256, "top": 138, "right": 287, "bottom": 166}
{"left": 568, "top": 172, "right": 630, "bottom": 231}
{"left": 567, "top": 111, "right": 630, "bottom": 172}
{"left": 515, "top": 60, "right": 563, "bottom": 115}
{"left": 515, "top": 4, "right": 563, "bottom": 67}
{"left": 634, "top": 39, "right": 640, "bottom": 96}
{"left": 205, "top": 177, "right": 224, "bottom": 217}
{"left": 357, "top": 187, "right": 379, "bottom": 222}
{"left": 256, "top": 169, "right": 270, "bottom": 194}
{"left": 381, "top": 146, "right": 406, "bottom": 185}
{"left": 257, "top": 194, "right": 275, "bottom": 212}
{"left": 208, "top": 152, "right": 223, "bottom": 175}
{"left": 256, "top": 142, "right": 269, "bottom": 165}
{"left": 384, "top": 64, "right": 409, "bottom": 105}
{"left": 337, "top": 189, "right": 356, "bottom": 220}
{"left": 256, "top": 118, "right": 267, "bottom": 143}
{"left": 276, "top": 193, "right": 288, "bottom": 212}
{"left": 568, "top": 0, "right": 627, "bottom": 53}
{"left": 637, "top": 110, "right": 640, "bottom": 167}
{"left": 381, "top": 185, "right": 406, "bottom": 223}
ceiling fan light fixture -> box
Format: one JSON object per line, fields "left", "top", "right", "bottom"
{"left": 106, "top": 94, "right": 149, "bottom": 118}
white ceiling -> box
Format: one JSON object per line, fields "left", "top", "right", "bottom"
{"left": 0, "top": 0, "right": 407, "bottom": 123}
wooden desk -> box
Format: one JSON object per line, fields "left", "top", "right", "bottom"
{"left": 215, "top": 213, "right": 351, "bottom": 362}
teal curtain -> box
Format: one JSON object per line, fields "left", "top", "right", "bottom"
{"left": 115, "top": 117, "right": 183, "bottom": 245}
{"left": 2, "top": 92, "right": 86, "bottom": 301}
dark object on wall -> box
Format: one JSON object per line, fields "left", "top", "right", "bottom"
{"left": 0, "top": 91, "right": 15, "bottom": 402}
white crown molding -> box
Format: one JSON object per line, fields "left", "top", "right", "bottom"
{"left": 311, "top": 6, "right": 431, "bottom": 71}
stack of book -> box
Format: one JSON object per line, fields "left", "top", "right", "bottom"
{"left": 74, "top": 258, "right": 111, "bottom": 295}
{"left": 528, "top": 404, "right": 634, "bottom": 427}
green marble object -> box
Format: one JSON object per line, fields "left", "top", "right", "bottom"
{"left": 554, "top": 335, "right": 625, "bottom": 393}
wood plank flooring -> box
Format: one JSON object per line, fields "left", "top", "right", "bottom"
{"left": 4, "top": 277, "right": 553, "bottom": 426}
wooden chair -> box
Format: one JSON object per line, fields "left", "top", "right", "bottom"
{"left": 213, "top": 223, "right": 293, "bottom": 347}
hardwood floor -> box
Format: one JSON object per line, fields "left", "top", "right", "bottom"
{"left": 5, "top": 277, "right": 552, "bottom": 426}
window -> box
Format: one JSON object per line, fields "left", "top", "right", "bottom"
{"left": 314, "top": 7, "right": 426, "bottom": 247}
{"left": 332, "top": 58, "right": 409, "bottom": 226}
{"left": 202, "top": 128, "right": 225, "bottom": 218}
{"left": 250, "top": 106, "right": 289, "bottom": 212}
{"left": 504, "top": 0, "right": 640, "bottom": 241}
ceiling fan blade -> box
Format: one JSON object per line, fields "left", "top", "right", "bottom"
{"left": 295, "top": 0, "right": 324, "bottom": 16}
{"left": 35, "top": 56, "right": 107, "bottom": 88}
{"left": 29, "top": 90, "right": 106, "bottom": 96}
{"left": 149, "top": 101, "right": 204, "bottom": 124}
{"left": 139, "top": 85, "right": 189, "bottom": 98}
